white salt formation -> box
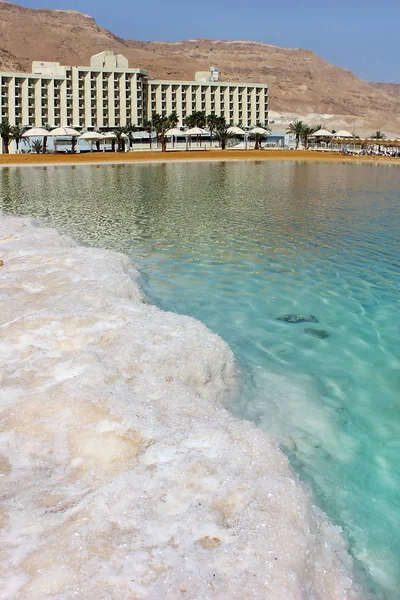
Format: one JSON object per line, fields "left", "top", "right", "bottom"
{"left": 0, "top": 216, "right": 363, "bottom": 599}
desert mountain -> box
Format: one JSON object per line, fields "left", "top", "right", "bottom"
{"left": 0, "top": 1, "right": 399, "bottom": 134}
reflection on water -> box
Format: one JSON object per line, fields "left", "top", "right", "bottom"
{"left": 1, "top": 160, "right": 400, "bottom": 599}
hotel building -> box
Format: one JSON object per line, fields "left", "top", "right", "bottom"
{"left": 0, "top": 50, "right": 268, "bottom": 134}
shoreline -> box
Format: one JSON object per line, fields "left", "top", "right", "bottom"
{"left": 1, "top": 215, "right": 363, "bottom": 599}
{"left": 1, "top": 148, "right": 399, "bottom": 168}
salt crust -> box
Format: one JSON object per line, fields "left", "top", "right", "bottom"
{"left": 0, "top": 216, "right": 363, "bottom": 599}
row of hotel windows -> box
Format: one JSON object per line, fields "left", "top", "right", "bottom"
{"left": 0, "top": 74, "right": 145, "bottom": 127}
{"left": 0, "top": 77, "right": 267, "bottom": 127}
{"left": 149, "top": 85, "right": 268, "bottom": 121}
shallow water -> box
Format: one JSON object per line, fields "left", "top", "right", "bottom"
{"left": 1, "top": 160, "right": 400, "bottom": 598}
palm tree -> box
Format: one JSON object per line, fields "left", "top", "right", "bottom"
{"left": 0, "top": 121, "right": 13, "bottom": 154}
{"left": 214, "top": 129, "right": 236, "bottom": 150}
{"left": 184, "top": 111, "right": 206, "bottom": 129}
{"left": 250, "top": 131, "right": 263, "bottom": 150}
{"left": 11, "top": 125, "right": 26, "bottom": 153}
{"left": 152, "top": 113, "right": 177, "bottom": 152}
{"left": 143, "top": 120, "right": 153, "bottom": 149}
{"left": 41, "top": 124, "right": 51, "bottom": 154}
{"left": 371, "top": 131, "right": 386, "bottom": 140}
{"left": 371, "top": 131, "right": 386, "bottom": 153}
{"left": 124, "top": 123, "right": 137, "bottom": 150}
{"left": 301, "top": 125, "right": 317, "bottom": 150}
{"left": 31, "top": 140, "right": 43, "bottom": 154}
{"left": 206, "top": 114, "right": 219, "bottom": 147}
{"left": 287, "top": 120, "right": 304, "bottom": 149}
{"left": 249, "top": 123, "right": 271, "bottom": 149}
{"left": 169, "top": 111, "right": 179, "bottom": 128}
{"left": 214, "top": 118, "right": 235, "bottom": 150}
{"left": 113, "top": 127, "right": 127, "bottom": 152}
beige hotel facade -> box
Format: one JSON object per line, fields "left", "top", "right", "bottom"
{"left": 0, "top": 50, "right": 268, "bottom": 132}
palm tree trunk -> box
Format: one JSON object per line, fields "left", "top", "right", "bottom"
{"left": 2, "top": 136, "right": 10, "bottom": 154}
{"left": 161, "top": 133, "right": 166, "bottom": 152}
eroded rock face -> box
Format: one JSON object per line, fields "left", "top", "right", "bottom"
{"left": 0, "top": 1, "right": 399, "bottom": 132}
{"left": 0, "top": 216, "right": 360, "bottom": 600}
{"left": 277, "top": 314, "right": 319, "bottom": 324}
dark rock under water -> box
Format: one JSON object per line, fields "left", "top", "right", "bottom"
{"left": 304, "top": 328, "right": 330, "bottom": 339}
{"left": 277, "top": 314, "right": 319, "bottom": 324}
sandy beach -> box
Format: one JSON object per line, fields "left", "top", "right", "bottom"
{"left": 0, "top": 149, "right": 399, "bottom": 167}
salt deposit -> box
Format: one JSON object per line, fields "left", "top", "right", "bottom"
{"left": 0, "top": 215, "right": 363, "bottom": 599}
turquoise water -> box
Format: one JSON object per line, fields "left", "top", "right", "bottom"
{"left": 1, "top": 161, "right": 400, "bottom": 598}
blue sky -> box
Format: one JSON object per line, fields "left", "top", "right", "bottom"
{"left": 12, "top": 0, "right": 400, "bottom": 82}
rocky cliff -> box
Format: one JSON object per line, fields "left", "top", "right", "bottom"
{"left": 0, "top": 1, "right": 398, "bottom": 133}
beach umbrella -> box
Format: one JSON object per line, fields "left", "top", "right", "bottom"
{"left": 47, "top": 127, "right": 80, "bottom": 153}
{"left": 49, "top": 127, "right": 80, "bottom": 137}
{"left": 166, "top": 128, "right": 183, "bottom": 136}
{"left": 184, "top": 127, "right": 207, "bottom": 149}
{"left": 249, "top": 126, "right": 268, "bottom": 134}
{"left": 311, "top": 129, "right": 333, "bottom": 137}
{"left": 22, "top": 127, "right": 49, "bottom": 138}
{"left": 102, "top": 132, "right": 128, "bottom": 139}
{"left": 333, "top": 130, "right": 354, "bottom": 138}
{"left": 102, "top": 131, "right": 128, "bottom": 150}
{"left": 79, "top": 131, "right": 105, "bottom": 141}
{"left": 184, "top": 127, "right": 207, "bottom": 136}
{"left": 79, "top": 131, "right": 105, "bottom": 152}
{"left": 166, "top": 127, "right": 183, "bottom": 148}
{"left": 22, "top": 127, "right": 50, "bottom": 153}
{"left": 227, "top": 126, "right": 246, "bottom": 135}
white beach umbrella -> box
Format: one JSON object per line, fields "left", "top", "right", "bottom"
{"left": 22, "top": 127, "right": 49, "bottom": 138}
{"left": 184, "top": 127, "right": 207, "bottom": 136}
{"left": 249, "top": 126, "right": 268, "bottom": 134}
{"left": 311, "top": 129, "right": 333, "bottom": 137}
{"left": 227, "top": 126, "right": 246, "bottom": 135}
{"left": 333, "top": 130, "right": 354, "bottom": 138}
{"left": 102, "top": 132, "right": 128, "bottom": 139}
{"left": 79, "top": 131, "right": 105, "bottom": 152}
{"left": 79, "top": 131, "right": 105, "bottom": 141}
{"left": 49, "top": 127, "right": 80, "bottom": 137}
{"left": 166, "top": 128, "right": 183, "bottom": 136}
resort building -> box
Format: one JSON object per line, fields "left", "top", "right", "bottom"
{"left": 146, "top": 68, "right": 268, "bottom": 127}
{"left": 0, "top": 50, "right": 268, "bottom": 131}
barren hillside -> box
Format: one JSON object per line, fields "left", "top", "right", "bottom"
{"left": 0, "top": 1, "right": 399, "bottom": 133}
